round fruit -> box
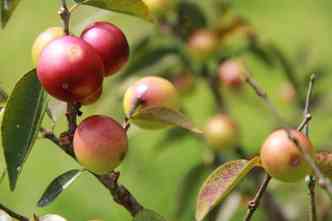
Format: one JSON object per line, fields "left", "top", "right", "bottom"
{"left": 81, "top": 22, "right": 129, "bottom": 77}
{"left": 204, "top": 114, "right": 239, "bottom": 151}
{"left": 39, "top": 214, "right": 67, "bottom": 221}
{"left": 32, "top": 27, "right": 65, "bottom": 65}
{"left": 73, "top": 115, "right": 128, "bottom": 174}
{"left": 187, "top": 29, "right": 219, "bottom": 60}
{"left": 218, "top": 60, "right": 245, "bottom": 88}
{"left": 143, "top": 0, "right": 172, "bottom": 16}
{"left": 260, "top": 129, "right": 314, "bottom": 182}
{"left": 37, "top": 36, "right": 104, "bottom": 104}
{"left": 0, "top": 210, "right": 12, "bottom": 221}
{"left": 123, "top": 76, "right": 179, "bottom": 129}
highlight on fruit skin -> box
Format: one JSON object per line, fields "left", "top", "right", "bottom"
{"left": 32, "top": 27, "right": 65, "bottom": 65}
{"left": 260, "top": 129, "right": 315, "bottom": 183}
{"left": 39, "top": 214, "right": 67, "bottom": 221}
{"left": 36, "top": 35, "right": 104, "bottom": 105}
{"left": 218, "top": 60, "right": 245, "bottom": 88}
{"left": 203, "top": 114, "right": 239, "bottom": 152}
{"left": 73, "top": 115, "right": 128, "bottom": 174}
{"left": 0, "top": 210, "right": 13, "bottom": 221}
{"left": 81, "top": 21, "right": 129, "bottom": 77}
{"left": 123, "top": 76, "right": 180, "bottom": 129}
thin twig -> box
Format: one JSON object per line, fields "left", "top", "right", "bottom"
{"left": 244, "top": 70, "right": 288, "bottom": 126}
{"left": 0, "top": 203, "right": 29, "bottom": 221}
{"left": 244, "top": 174, "right": 272, "bottom": 221}
{"left": 301, "top": 74, "right": 317, "bottom": 221}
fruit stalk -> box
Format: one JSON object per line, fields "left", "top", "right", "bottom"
{"left": 0, "top": 203, "right": 29, "bottom": 221}
{"left": 59, "top": 0, "right": 70, "bottom": 35}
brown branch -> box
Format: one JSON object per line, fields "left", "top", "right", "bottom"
{"left": 0, "top": 203, "right": 29, "bottom": 221}
{"left": 97, "top": 172, "right": 144, "bottom": 216}
{"left": 244, "top": 174, "right": 272, "bottom": 221}
{"left": 244, "top": 71, "right": 288, "bottom": 126}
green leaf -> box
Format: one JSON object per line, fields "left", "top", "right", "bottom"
{"left": 132, "top": 107, "right": 202, "bottom": 134}
{"left": 74, "top": 0, "right": 152, "bottom": 21}
{"left": 316, "top": 151, "right": 332, "bottom": 180}
{"left": 1, "top": 69, "right": 47, "bottom": 190}
{"left": 38, "top": 169, "right": 83, "bottom": 207}
{"left": 133, "top": 209, "right": 166, "bottom": 221}
{"left": 195, "top": 157, "right": 261, "bottom": 221}
{"left": 1, "top": 0, "right": 22, "bottom": 28}
{"left": 46, "top": 98, "right": 67, "bottom": 123}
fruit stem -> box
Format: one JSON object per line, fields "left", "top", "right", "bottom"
{"left": 59, "top": 0, "right": 71, "bottom": 35}
{"left": 0, "top": 203, "right": 29, "bottom": 221}
{"left": 243, "top": 174, "right": 272, "bottom": 221}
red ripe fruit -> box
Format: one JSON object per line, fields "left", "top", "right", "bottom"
{"left": 73, "top": 115, "right": 128, "bottom": 174}
{"left": 37, "top": 36, "right": 104, "bottom": 104}
{"left": 81, "top": 22, "right": 129, "bottom": 77}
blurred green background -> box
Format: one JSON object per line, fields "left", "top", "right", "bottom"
{"left": 1, "top": 0, "right": 332, "bottom": 220}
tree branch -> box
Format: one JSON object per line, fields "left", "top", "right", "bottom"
{"left": 244, "top": 174, "right": 272, "bottom": 221}
{"left": 97, "top": 172, "right": 144, "bottom": 216}
{"left": 0, "top": 203, "right": 29, "bottom": 221}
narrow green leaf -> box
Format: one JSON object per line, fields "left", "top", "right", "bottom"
{"left": 132, "top": 107, "right": 203, "bottom": 134}
{"left": 133, "top": 209, "right": 166, "bottom": 221}
{"left": 1, "top": 0, "right": 22, "bottom": 28}
{"left": 38, "top": 169, "right": 82, "bottom": 207}
{"left": 316, "top": 151, "right": 332, "bottom": 180}
{"left": 195, "top": 157, "right": 261, "bottom": 221}
{"left": 74, "top": 0, "right": 152, "bottom": 21}
{"left": 1, "top": 69, "right": 47, "bottom": 190}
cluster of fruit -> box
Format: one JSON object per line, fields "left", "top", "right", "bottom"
{"left": 32, "top": 22, "right": 182, "bottom": 175}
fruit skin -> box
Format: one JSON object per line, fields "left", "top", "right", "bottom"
{"left": 73, "top": 115, "right": 128, "bottom": 174}
{"left": 32, "top": 27, "right": 65, "bottom": 65}
{"left": 37, "top": 36, "right": 104, "bottom": 104}
{"left": 0, "top": 210, "right": 12, "bottom": 221}
{"left": 81, "top": 22, "right": 129, "bottom": 77}
{"left": 260, "top": 129, "right": 314, "bottom": 183}
{"left": 204, "top": 114, "right": 239, "bottom": 152}
{"left": 39, "top": 214, "right": 67, "bottom": 221}
{"left": 218, "top": 60, "right": 245, "bottom": 88}
{"left": 123, "top": 76, "right": 179, "bottom": 129}
{"left": 187, "top": 29, "right": 219, "bottom": 60}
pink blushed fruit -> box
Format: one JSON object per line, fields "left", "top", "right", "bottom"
{"left": 73, "top": 115, "right": 128, "bottom": 174}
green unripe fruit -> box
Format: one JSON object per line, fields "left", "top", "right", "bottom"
{"left": 32, "top": 27, "right": 65, "bottom": 65}
{"left": 260, "top": 129, "right": 314, "bottom": 182}
{"left": 39, "top": 214, "right": 67, "bottom": 221}
{"left": 73, "top": 115, "right": 128, "bottom": 174}
{"left": 204, "top": 114, "right": 239, "bottom": 151}
{"left": 123, "top": 76, "right": 179, "bottom": 129}
{"left": 0, "top": 210, "right": 13, "bottom": 221}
